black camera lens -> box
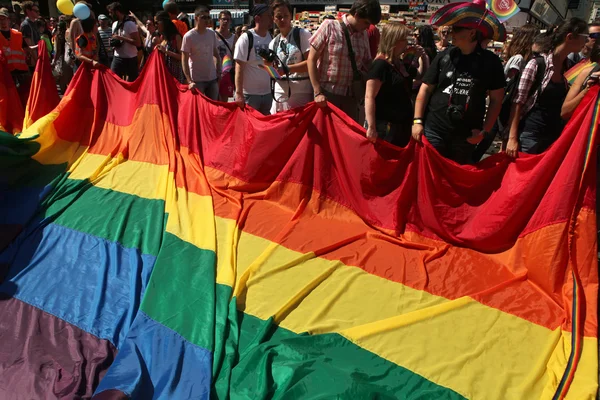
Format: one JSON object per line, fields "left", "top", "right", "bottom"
{"left": 446, "top": 105, "right": 465, "bottom": 124}
{"left": 257, "top": 48, "right": 276, "bottom": 63}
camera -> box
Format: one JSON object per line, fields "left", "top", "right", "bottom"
{"left": 446, "top": 104, "right": 465, "bottom": 125}
{"left": 110, "top": 38, "right": 124, "bottom": 48}
{"left": 257, "top": 48, "right": 277, "bottom": 63}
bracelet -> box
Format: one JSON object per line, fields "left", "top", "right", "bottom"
{"left": 314, "top": 92, "right": 324, "bottom": 98}
{"left": 413, "top": 118, "right": 424, "bottom": 125}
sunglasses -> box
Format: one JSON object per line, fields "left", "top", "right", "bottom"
{"left": 452, "top": 26, "right": 469, "bottom": 33}
{"left": 590, "top": 32, "right": 600, "bottom": 40}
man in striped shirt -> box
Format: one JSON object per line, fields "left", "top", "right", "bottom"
{"left": 308, "top": 0, "right": 381, "bottom": 122}
{"left": 98, "top": 14, "right": 113, "bottom": 66}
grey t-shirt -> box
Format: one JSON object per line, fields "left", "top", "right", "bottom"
{"left": 20, "top": 17, "right": 41, "bottom": 45}
{"left": 181, "top": 28, "right": 219, "bottom": 82}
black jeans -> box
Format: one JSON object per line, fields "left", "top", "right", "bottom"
{"left": 424, "top": 128, "right": 476, "bottom": 165}
{"left": 111, "top": 56, "right": 138, "bottom": 82}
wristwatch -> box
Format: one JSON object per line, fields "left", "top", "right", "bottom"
{"left": 413, "top": 118, "right": 424, "bottom": 125}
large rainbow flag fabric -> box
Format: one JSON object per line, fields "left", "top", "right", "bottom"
{"left": 0, "top": 52, "right": 598, "bottom": 399}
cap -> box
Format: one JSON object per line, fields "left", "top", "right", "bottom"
{"left": 251, "top": 4, "right": 270, "bottom": 17}
{"left": 0, "top": 8, "right": 9, "bottom": 18}
{"left": 98, "top": 14, "right": 109, "bottom": 20}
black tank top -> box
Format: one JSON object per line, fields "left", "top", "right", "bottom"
{"left": 521, "top": 78, "right": 568, "bottom": 138}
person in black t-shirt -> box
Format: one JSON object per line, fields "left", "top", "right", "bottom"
{"left": 365, "top": 22, "right": 421, "bottom": 146}
{"left": 412, "top": 24, "right": 505, "bottom": 164}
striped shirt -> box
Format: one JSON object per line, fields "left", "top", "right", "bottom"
{"left": 309, "top": 15, "right": 372, "bottom": 95}
{"left": 98, "top": 27, "right": 113, "bottom": 58}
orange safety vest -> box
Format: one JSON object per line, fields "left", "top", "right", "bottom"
{"left": 75, "top": 32, "right": 98, "bottom": 60}
{"left": 172, "top": 19, "right": 188, "bottom": 38}
{"left": 0, "top": 29, "right": 28, "bottom": 72}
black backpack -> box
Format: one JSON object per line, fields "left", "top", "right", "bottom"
{"left": 498, "top": 56, "right": 546, "bottom": 128}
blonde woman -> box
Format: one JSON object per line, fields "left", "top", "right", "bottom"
{"left": 365, "top": 22, "right": 416, "bottom": 146}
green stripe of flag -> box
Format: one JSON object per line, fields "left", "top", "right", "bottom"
{"left": 213, "top": 295, "right": 467, "bottom": 400}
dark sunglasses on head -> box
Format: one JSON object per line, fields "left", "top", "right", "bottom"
{"left": 590, "top": 32, "right": 600, "bottom": 40}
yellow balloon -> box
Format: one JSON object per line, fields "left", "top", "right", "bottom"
{"left": 57, "top": 0, "right": 74, "bottom": 15}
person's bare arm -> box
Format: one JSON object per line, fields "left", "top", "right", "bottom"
{"left": 235, "top": 60, "right": 245, "bottom": 107}
{"left": 213, "top": 45, "right": 221, "bottom": 80}
{"left": 128, "top": 11, "right": 147, "bottom": 37}
{"left": 411, "top": 83, "right": 434, "bottom": 142}
{"left": 308, "top": 46, "right": 325, "bottom": 106}
{"left": 561, "top": 67, "right": 595, "bottom": 120}
{"left": 365, "top": 79, "right": 382, "bottom": 142}
{"left": 287, "top": 54, "right": 308, "bottom": 74}
{"left": 181, "top": 51, "right": 193, "bottom": 88}
{"left": 69, "top": 19, "right": 82, "bottom": 54}
{"left": 505, "top": 103, "right": 522, "bottom": 158}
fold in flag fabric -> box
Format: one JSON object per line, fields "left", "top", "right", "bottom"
{"left": 24, "top": 40, "right": 60, "bottom": 129}
{"left": 0, "top": 51, "right": 24, "bottom": 134}
{"left": 0, "top": 52, "right": 598, "bottom": 399}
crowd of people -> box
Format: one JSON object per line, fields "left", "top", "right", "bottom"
{"left": 1, "top": 0, "right": 599, "bottom": 164}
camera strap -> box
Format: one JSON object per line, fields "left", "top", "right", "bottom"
{"left": 340, "top": 21, "right": 362, "bottom": 81}
{"left": 270, "top": 58, "right": 292, "bottom": 104}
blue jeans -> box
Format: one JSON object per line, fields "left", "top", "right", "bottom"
{"left": 244, "top": 93, "right": 271, "bottom": 115}
{"left": 519, "top": 131, "right": 559, "bottom": 154}
{"left": 424, "top": 128, "right": 476, "bottom": 165}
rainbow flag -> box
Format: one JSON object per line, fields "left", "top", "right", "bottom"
{"left": 0, "top": 51, "right": 597, "bottom": 399}
{"left": 565, "top": 59, "right": 597, "bottom": 85}
{"left": 222, "top": 54, "right": 233, "bottom": 73}
{"left": 262, "top": 64, "right": 282, "bottom": 79}
{"left": 486, "top": 0, "right": 519, "bottom": 22}
{"left": 24, "top": 40, "right": 59, "bottom": 129}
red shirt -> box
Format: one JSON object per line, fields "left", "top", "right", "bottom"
{"left": 367, "top": 24, "right": 380, "bottom": 59}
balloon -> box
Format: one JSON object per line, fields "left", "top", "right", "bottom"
{"left": 73, "top": 2, "right": 90, "bottom": 20}
{"left": 162, "top": 0, "right": 170, "bottom": 8}
{"left": 56, "top": 0, "right": 74, "bottom": 15}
